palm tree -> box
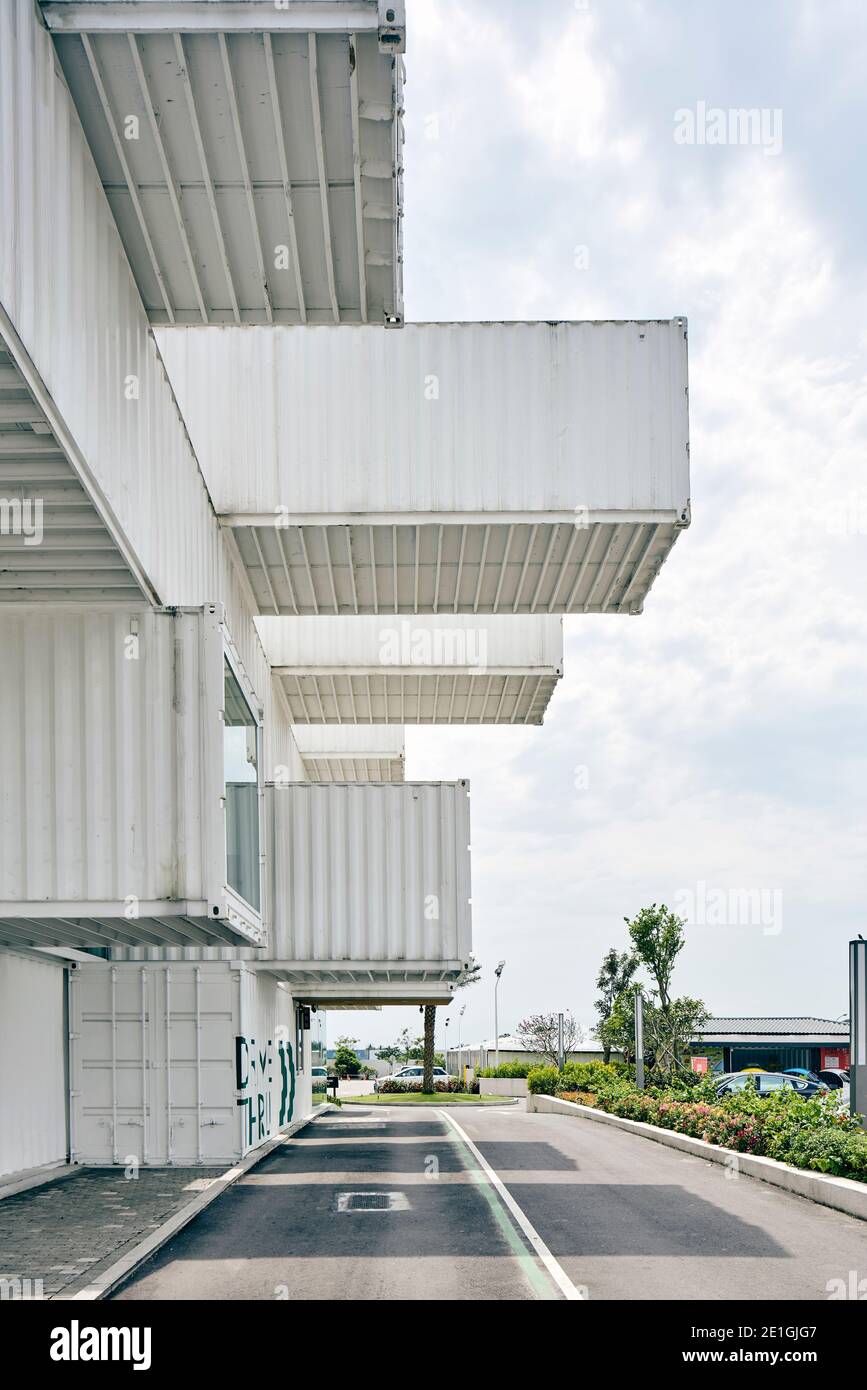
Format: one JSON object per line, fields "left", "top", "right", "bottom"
{"left": 422, "top": 957, "right": 482, "bottom": 1092}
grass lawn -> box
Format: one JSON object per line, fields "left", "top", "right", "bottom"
{"left": 341, "top": 1093, "right": 509, "bottom": 1105}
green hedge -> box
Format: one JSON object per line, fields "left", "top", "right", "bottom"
{"left": 477, "top": 1061, "right": 535, "bottom": 1079}
{"left": 527, "top": 1061, "right": 628, "bottom": 1095}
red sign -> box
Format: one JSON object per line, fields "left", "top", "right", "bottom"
{"left": 691, "top": 1056, "right": 709, "bottom": 1074}
{"left": 820, "top": 1047, "right": 850, "bottom": 1070}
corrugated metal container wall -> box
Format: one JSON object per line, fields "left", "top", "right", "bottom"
{"left": 0, "top": 608, "right": 215, "bottom": 905}
{"left": 156, "top": 322, "right": 690, "bottom": 515}
{"left": 291, "top": 726, "right": 406, "bottom": 759}
{"left": 0, "top": 0, "right": 264, "bottom": 675}
{"left": 69, "top": 963, "right": 310, "bottom": 1166}
{"left": 263, "top": 673, "right": 307, "bottom": 783}
{"left": 0, "top": 953, "right": 67, "bottom": 1177}
{"left": 256, "top": 614, "right": 564, "bottom": 671}
{"left": 266, "top": 783, "right": 472, "bottom": 963}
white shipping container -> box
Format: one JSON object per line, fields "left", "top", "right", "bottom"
{"left": 156, "top": 323, "right": 690, "bottom": 617}
{"left": 255, "top": 615, "right": 564, "bottom": 673}
{"left": 265, "top": 782, "right": 472, "bottom": 970}
{"left": 157, "top": 321, "right": 690, "bottom": 516}
{"left": 256, "top": 615, "right": 564, "bottom": 726}
{"left": 0, "top": 952, "right": 68, "bottom": 1179}
{"left": 0, "top": 0, "right": 265, "bottom": 663}
{"left": 69, "top": 962, "right": 312, "bottom": 1167}
{"left": 0, "top": 605, "right": 264, "bottom": 949}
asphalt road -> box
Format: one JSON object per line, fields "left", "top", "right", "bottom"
{"left": 112, "top": 1104, "right": 867, "bottom": 1301}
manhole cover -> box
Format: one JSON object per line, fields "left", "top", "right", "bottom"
{"left": 335, "top": 1191, "right": 410, "bottom": 1213}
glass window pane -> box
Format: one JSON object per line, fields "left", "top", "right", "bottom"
{"left": 224, "top": 661, "right": 260, "bottom": 912}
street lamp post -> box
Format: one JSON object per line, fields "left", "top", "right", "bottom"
{"left": 494, "top": 960, "right": 506, "bottom": 1070}
{"left": 634, "top": 989, "right": 645, "bottom": 1090}
{"left": 458, "top": 1003, "right": 466, "bottom": 1082}
{"left": 444, "top": 1017, "right": 450, "bottom": 1073}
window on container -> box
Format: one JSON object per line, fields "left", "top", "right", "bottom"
{"left": 223, "top": 661, "right": 260, "bottom": 913}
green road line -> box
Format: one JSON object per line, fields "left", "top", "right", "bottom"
{"left": 444, "top": 1132, "right": 558, "bottom": 1301}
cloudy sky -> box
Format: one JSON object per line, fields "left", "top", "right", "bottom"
{"left": 332, "top": 0, "right": 867, "bottom": 1056}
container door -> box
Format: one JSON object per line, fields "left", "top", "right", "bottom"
{"left": 70, "top": 967, "right": 151, "bottom": 1167}
{"left": 0, "top": 952, "right": 68, "bottom": 1178}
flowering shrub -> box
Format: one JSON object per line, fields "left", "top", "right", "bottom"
{"left": 533, "top": 1065, "right": 867, "bottom": 1182}
{"left": 375, "top": 1078, "right": 464, "bottom": 1094}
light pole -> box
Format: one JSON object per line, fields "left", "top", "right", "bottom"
{"left": 634, "top": 989, "right": 645, "bottom": 1090}
{"left": 457, "top": 1003, "right": 466, "bottom": 1081}
{"left": 494, "top": 960, "right": 506, "bottom": 1070}
{"left": 444, "top": 1017, "right": 450, "bottom": 1071}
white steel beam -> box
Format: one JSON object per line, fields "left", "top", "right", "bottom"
{"left": 128, "top": 35, "right": 208, "bottom": 324}
{"left": 174, "top": 33, "right": 241, "bottom": 323}
{"left": 42, "top": 4, "right": 391, "bottom": 36}
{"left": 80, "top": 34, "right": 175, "bottom": 322}
{"left": 308, "top": 33, "right": 340, "bottom": 323}
{"left": 219, "top": 33, "right": 273, "bottom": 322}
{"left": 263, "top": 33, "right": 307, "bottom": 324}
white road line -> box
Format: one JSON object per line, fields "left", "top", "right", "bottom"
{"left": 437, "top": 1108, "right": 587, "bottom": 1301}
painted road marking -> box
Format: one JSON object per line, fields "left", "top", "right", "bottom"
{"left": 438, "top": 1109, "right": 587, "bottom": 1302}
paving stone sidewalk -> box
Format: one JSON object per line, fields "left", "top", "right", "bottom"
{"left": 0, "top": 1166, "right": 225, "bottom": 1299}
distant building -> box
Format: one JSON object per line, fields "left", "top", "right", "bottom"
{"left": 691, "top": 1018, "right": 850, "bottom": 1074}
{"left": 326, "top": 1047, "right": 391, "bottom": 1076}
{"left": 447, "top": 1034, "right": 623, "bottom": 1072}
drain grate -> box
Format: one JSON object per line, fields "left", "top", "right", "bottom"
{"left": 336, "top": 1191, "right": 410, "bottom": 1213}
{"left": 347, "top": 1194, "right": 390, "bottom": 1211}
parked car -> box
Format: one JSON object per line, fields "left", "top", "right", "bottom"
{"left": 817, "top": 1069, "right": 850, "bottom": 1090}
{"left": 783, "top": 1068, "right": 822, "bottom": 1084}
{"left": 715, "top": 1071, "right": 827, "bottom": 1098}
{"left": 373, "top": 1065, "right": 453, "bottom": 1092}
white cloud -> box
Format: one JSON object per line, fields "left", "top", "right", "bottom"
{"left": 337, "top": 0, "right": 867, "bottom": 1047}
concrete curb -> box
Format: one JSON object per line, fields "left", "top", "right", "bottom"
{"left": 61, "top": 1110, "right": 325, "bottom": 1301}
{"left": 0, "top": 1162, "right": 78, "bottom": 1201}
{"left": 527, "top": 1094, "right": 867, "bottom": 1222}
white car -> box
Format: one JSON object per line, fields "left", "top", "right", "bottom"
{"left": 374, "top": 1065, "right": 453, "bottom": 1092}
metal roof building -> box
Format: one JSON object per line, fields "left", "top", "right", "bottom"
{"left": 0, "top": 0, "right": 693, "bottom": 1177}
{"left": 693, "top": 1018, "right": 850, "bottom": 1075}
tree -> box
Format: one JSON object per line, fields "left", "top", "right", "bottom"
{"left": 422, "top": 957, "right": 482, "bottom": 1093}
{"left": 643, "top": 995, "right": 710, "bottom": 1076}
{"left": 594, "top": 948, "right": 639, "bottom": 1063}
{"left": 625, "top": 904, "right": 683, "bottom": 1012}
{"left": 596, "top": 982, "right": 642, "bottom": 1064}
{"left": 624, "top": 904, "right": 709, "bottom": 1079}
{"left": 395, "top": 1028, "right": 423, "bottom": 1064}
{"left": 515, "top": 1011, "right": 584, "bottom": 1067}
{"left": 375, "top": 1044, "right": 402, "bottom": 1067}
{"left": 333, "top": 1036, "right": 360, "bottom": 1077}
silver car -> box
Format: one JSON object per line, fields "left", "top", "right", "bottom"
{"left": 373, "top": 1065, "right": 453, "bottom": 1092}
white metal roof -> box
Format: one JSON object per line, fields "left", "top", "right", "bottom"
{"left": 157, "top": 320, "right": 690, "bottom": 615}
{"left": 255, "top": 614, "right": 564, "bottom": 724}
{"left": 43, "top": 2, "right": 405, "bottom": 325}
{"left": 0, "top": 342, "right": 145, "bottom": 603}
{"left": 290, "top": 723, "right": 405, "bottom": 782}
{"left": 0, "top": 912, "right": 262, "bottom": 951}
{"left": 256, "top": 963, "right": 459, "bottom": 1006}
